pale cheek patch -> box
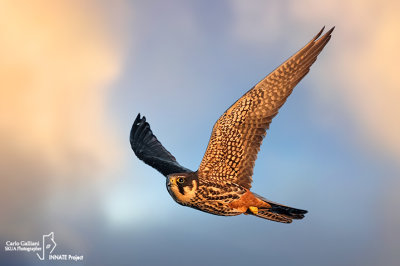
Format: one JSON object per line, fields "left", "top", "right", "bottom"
{"left": 175, "top": 180, "right": 198, "bottom": 204}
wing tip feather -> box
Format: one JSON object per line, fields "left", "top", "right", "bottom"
{"left": 314, "top": 26, "right": 325, "bottom": 40}
{"left": 315, "top": 26, "right": 335, "bottom": 45}
{"left": 130, "top": 113, "right": 147, "bottom": 149}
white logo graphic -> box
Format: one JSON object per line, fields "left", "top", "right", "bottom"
{"left": 36, "top": 232, "right": 56, "bottom": 260}
{"left": 4, "top": 232, "right": 84, "bottom": 262}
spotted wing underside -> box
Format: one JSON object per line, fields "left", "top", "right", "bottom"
{"left": 198, "top": 27, "right": 334, "bottom": 189}
{"left": 130, "top": 114, "right": 192, "bottom": 177}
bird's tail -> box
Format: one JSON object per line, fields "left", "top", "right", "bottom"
{"left": 248, "top": 193, "right": 308, "bottom": 224}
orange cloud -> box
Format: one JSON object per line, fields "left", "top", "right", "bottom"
{"left": 0, "top": 0, "right": 128, "bottom": 237}
{"left": 0, "top": 1, "right": 125, "bottom": 170}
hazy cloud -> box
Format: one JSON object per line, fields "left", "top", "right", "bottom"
{"left": 230, "top": 1, "right": 400, "bottom": 264}
{"left": 0, "top": 0, "right": 129, "bottom": 238}
{"left": 231, "top": 0, "right": 400, "bottom": 161}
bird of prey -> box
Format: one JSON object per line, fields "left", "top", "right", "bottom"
{"left": 130, "top": 27, "right": 334, "bottom": 223}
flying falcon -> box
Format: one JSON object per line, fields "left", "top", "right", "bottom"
{"left": 130, "top": 27, "right": 334, "bottom": 223}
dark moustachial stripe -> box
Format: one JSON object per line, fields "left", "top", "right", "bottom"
{"left": 178, "top": 184, "right": 185, "bottom": 195}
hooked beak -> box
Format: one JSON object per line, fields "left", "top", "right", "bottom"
{"left": 166, "top": 177, "right": 176, "bottom": 194}
{"left": 168, "top": 178, "right": 177, "bottom": 187}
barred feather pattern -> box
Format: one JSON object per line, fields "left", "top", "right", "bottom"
{"left": 184, "top": 180, "right": 247, "bottom": 216}
{"left": 198, "top": 27, "right": 334, "bottom": 189}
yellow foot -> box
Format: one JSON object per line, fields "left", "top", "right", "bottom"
{"left": 248, "top": 206, "right": 259, "bottom": 215}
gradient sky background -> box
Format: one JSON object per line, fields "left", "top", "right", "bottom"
{"left": 1, "top": 0, "right": 400, "bottom": 265}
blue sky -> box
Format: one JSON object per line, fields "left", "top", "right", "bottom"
{"left": 1, "top": 0, "right": 400, "bottom": 265}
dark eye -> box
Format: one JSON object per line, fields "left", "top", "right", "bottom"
{"left": 177, "top": 178, "right": 184, "bottom": 184}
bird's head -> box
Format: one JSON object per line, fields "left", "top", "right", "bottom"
{"left": 166, "top": 172, "right": 198, "bottom": 205}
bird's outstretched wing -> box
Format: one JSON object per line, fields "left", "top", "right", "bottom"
{"left": 198, "top": 27, "right": 334, "bottom": 189}
{"left": 130, "top": 114, "right": 192, "bottom": 177}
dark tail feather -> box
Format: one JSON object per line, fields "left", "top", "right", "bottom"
{"left": 250, "top": 193, "right": 308, "bottom": 223}
{"left": 268, "top": 201, "right": 307, "bottom": 220}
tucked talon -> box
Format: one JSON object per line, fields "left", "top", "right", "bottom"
{"left": 249, "top": 206, "right": 259, "bottom": 215}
